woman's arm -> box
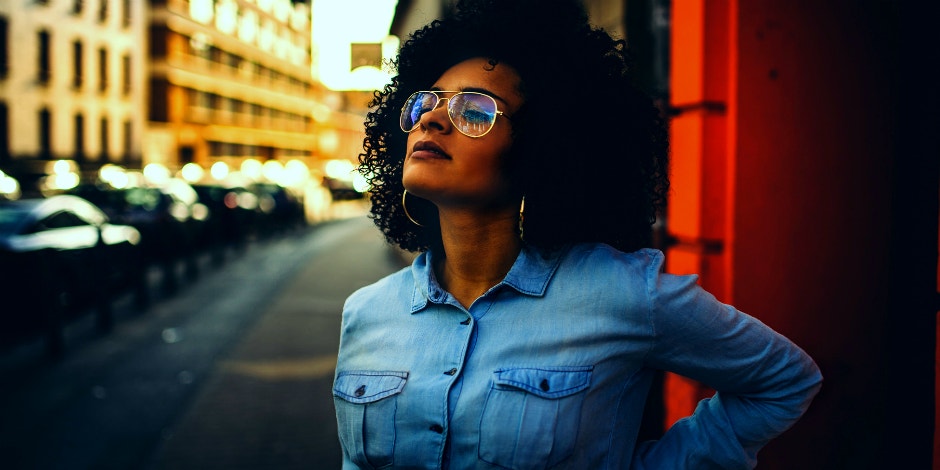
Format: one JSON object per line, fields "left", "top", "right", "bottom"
{"left": 634, "top": 252, "right": 823, "bottom": 469}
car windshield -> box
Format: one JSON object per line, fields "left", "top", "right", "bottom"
{"left": 124, "top": 187, "right": 163, "bottom": 210}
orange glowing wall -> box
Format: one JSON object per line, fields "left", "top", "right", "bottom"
{"left": 663, "top": 0, "right": 729, "bottom": 425}
{"left": 665, "top": 0, "right": 935, "bottom": 467}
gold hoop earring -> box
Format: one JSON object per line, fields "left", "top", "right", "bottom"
{"left": 518, "top": 196, "right": 526, "bottom": 242}
{"left": 402, "top": 190, "right": 424, "bottom": 227}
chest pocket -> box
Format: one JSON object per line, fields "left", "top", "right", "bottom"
{"left": 479, "top": 366, "right": 593, "bottom": 470}
{"left": 333, "top": 371, "right": 408, "bottom": 469}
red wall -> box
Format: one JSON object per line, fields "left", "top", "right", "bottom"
{"left": 665, "top": 0, "right": 937, "bottom": 467}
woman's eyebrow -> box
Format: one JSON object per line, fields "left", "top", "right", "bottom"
{"left": 462, "top": 87, "right": 509, "bottom": 104}
{"left": 428, "top": 86, "right": 509, "bottom": 104}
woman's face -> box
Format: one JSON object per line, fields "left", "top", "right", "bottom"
{"left": 401, "top": 57, "right": 524, "bottom": 211}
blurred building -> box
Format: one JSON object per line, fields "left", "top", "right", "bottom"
{"left": 0, "top": 0, "right": 148, "bottom": 196}
{"left": 0, "top": 0, "right": 372, "bottom": 200}
{"left": 147, "top": 0, "right": 326, "bottom": 177}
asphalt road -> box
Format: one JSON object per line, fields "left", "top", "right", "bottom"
{"left": 0, "top": 213, "right": 409, "bottom": 469}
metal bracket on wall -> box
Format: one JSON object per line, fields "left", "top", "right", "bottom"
{"left": 663, "top": 234, "right": 725, "bottom": 255}
{"left": 667, "top": 101, "right": 727, "bottom": 117}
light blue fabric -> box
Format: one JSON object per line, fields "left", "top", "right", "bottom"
{"left": 333, "top": 244, "right": 822, "bottom": 469}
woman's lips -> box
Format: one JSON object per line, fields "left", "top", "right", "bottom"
{"left": 410, "top": 141, "right": 450, "bottom": 160}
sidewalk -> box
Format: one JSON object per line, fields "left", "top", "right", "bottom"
{"left": 146, "top": 215, "right": 410, "bottom": 469}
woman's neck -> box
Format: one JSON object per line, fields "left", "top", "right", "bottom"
{"left": 435, "top": 207, "right": 522, "bottom": 309}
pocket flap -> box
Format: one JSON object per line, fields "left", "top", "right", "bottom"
{"left": 493, "top": 366, "right": 593, "bottom": 399}
{"left": 334, "top": 371, "right": 408, "bottom": 404}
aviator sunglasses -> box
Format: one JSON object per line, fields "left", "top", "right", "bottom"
{"left": 399, "top": 90, "right": 509, "bottom": 138}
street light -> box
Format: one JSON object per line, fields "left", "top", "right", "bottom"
{"left": 211, "top": 161, "right": 230, "bottom": 181}
{"left": 0, "top": 170, "right": 21, "bottom": 200}
{"left": 180, "top": 163, "right": 205, "bottom": 183}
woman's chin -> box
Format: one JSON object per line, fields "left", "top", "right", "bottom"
{"left": 402, "top": 174, "right": 443, "bottom": 199}
{"left": 401, "top": 183, "right": 437, "bottom": 201}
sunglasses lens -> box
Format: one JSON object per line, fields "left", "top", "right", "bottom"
{"left": 449, "top": 93, "right": 498, "bottom": 137}
{"left": 399, "top": 92, "right": 500, "bottom": 137}
{"left": 400, "top": 92, "right": 438, "bottom": 132}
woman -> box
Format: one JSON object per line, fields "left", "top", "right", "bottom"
{"left": 333, "top": 0, "right": 822, "bottom": 468}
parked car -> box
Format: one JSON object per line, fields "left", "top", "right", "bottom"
{"left": 68, "top": 180, "right": 209, "bottom": 294}
{"left": 248, "top": 182, "right": 306, "bottom": 235}
{"left": 323, "top": 175, "right": 365, "bottom": 201}
{"left": 0, "top": 195, "right": 144, "bottom": 355}
{"left": 191, "top": 183, "right": 258, "bottom": 260}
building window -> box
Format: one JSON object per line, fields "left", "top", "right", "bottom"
{"left": 122, "top": 120, "right": 131, "bottom": 161}
{"left": 188, "top": 32, "right": 208, "bottom": 59}
{"left": 209, "top": 141, "right": 222, "bottom": 157}
{"left": 122, "top": 0, "right": 131, "bottom": 27}
{"left": 0, "top": 101, "right": 8, "bottom": 163}
{"left": 121, "top": 54, "right": 131, "bottom": 95}
{"left": 73, "top": 40, "right": 83, "bottom": 89}
{"left": 0, "top": 17, "right": 8, "bottom": 80}
{"left": 39, "top": 108, "right": 52, "bottom": 158}
{"left": 209, "top": 45, "right": 222, "bottom": 64}
{"left": 179, "top": 146, "right": 194, "bottom": 164}
{"left": 98, "top": 47, "right": 108, "bottom": 92}
{"left": 100, "top": 117, "right": 109, "bottom": 159}
{"left": 184, "top": 88, "right": 196, "bottom": 109}
{"left": 98, "top": 0, "right": 108, "bottom": 23}
{"left": 72, "top": 0, "right": 84, "bottom": 15}
{"left": 149, "top": 25, "right": 168, "bottom": 59}
{"left": 74, "top": 113, "right": 85, "bottom": 161}
{"left": 225, "top": 50, "right": 239, "bottom": 69}
{"left": 38, "top": 30, "right": 51, "bottom": 85}
{"left": 149, "top": 78, "right": 168, "bottom": 121}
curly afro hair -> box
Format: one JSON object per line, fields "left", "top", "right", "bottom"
{"left": 358, "top": 0, "right": 669, "bottom": 254}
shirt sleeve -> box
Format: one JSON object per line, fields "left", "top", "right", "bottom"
{"left": 632, "top": 251, "right": 823, "bottom": 469}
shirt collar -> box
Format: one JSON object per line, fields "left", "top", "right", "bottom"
{"left": 410, "top": 244, "right": 568, "bottom": 313}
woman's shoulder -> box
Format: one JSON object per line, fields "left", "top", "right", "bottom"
{"left": 536, "top": 243, "right": 669, "bottom": 302}
{"left": 561, "top": 243, "right": 665, "bottom": 277}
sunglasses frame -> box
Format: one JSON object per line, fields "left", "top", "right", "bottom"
{"left": 399, "top": 90, "right": 509, "bottom": 138}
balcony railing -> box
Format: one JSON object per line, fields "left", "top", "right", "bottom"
{"left": 187, "top": 105, "right": 312, "bottom": 134}
{"left": 172, "top": 51, "right": 315, "bottom": 103}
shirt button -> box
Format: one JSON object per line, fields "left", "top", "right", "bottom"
{"left": 540, "top": 379, "right": 550, "bottom": 392}
{"left": 460, "top": 318, "right": 471, "bottom": 325}
{"left": 444, "top": 368, "right": 458, "bottom": 376}
{"left": 429, "top": 424, "right": 444, "bottom": 434}
{"left": 354, "top": 385, "right": 366, "bottom": 397}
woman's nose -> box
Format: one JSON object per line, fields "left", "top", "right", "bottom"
{"left": 418, "top": 98, "right": 452, "bottom": 133}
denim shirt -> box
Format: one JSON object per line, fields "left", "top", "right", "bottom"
{"left": 333, "top": 243, "right": 822, "bottom": 469}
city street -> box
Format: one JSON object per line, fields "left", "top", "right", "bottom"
{"left": 0, "top": 212, "right": 409, "bottom": 469}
